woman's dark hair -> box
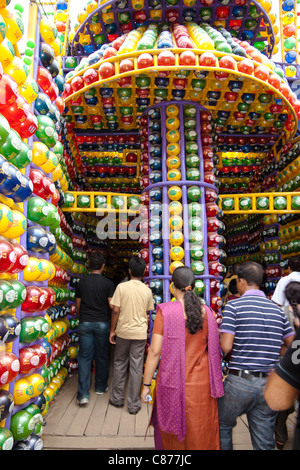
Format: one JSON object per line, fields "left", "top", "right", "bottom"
{"left": 89, "top": 252, "right": 106, "bottom": 270}
{"left": 229, "top": 278, "right": 238, "bottom": 295}
{"left": 285, "top": 281, "right": 300, "bottom": 319}
{"left": 172, "top": 266, "right": 204, "bottom": 334}
{"left": 129, "top": 256, "right": 146, "bottom": 278}
{"left": 236, "top": 261, "right": 264, "bottom": 287}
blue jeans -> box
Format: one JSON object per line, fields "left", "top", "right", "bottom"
{"left": 218, "top": 373, "right": 278, "bottom": 450}
{"left": 77, "top": 321, "right": 110, "bottom": 400}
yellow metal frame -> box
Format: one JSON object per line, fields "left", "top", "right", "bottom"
{"left": 220, "top": 192, "right": 300, "bottom": 214}
{"left": 64, "top": 48, "right": 298, "bottom": 138}
{"left": 62, "top": 191, "right": 141, "bottom": 214}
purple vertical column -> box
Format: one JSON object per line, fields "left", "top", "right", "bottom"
{"left": 196, "top": 105, "right": 210, "bottom": 307}
{"left": 178, "top": 103, "right": 191, "bottom": 269}
{"left": 160, "top": 104, "right": 171, "bottom": 302}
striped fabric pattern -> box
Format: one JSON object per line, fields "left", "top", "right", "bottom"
{"left": 221, "top": 294, "right": 294, "bottom": 372}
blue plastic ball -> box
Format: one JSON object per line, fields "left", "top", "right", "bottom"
{"left": 149, "top": 188, "right": 162, "bottom": 201}
{"left": 149, "top": 231, "right": 163, "bottom": 246}
{"left": 151, "top": 261, "right": 164, "bottom": 275}
{"left": 152, "top": 246, "right": 163, "bottom": 260}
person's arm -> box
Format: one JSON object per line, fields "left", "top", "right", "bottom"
{"left": 141, "top": 333, "right": 163, "bottom": 403}
{"left": 283, "top": 334, "right": 295, "bottom": 349}
{"left": 264, "top": 370, "right": 299, "bottom": 411}
{"left": 220, "top": 332, "right": 235, "bottom": 355}
{"left": 109, "top": 305, "right": 120, "bottom": 344}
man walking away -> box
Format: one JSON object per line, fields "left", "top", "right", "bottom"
{"left": 272, "top": 255, "right": 300, "bottom": 325}
{"left": 109, "top": 256, "right": 154, "bottom": 415}
{"left": 219, "top": 261, "right": 295, "bottom": 450}
{"left": 75, "top": 252, "right": 115, "bottom": 405}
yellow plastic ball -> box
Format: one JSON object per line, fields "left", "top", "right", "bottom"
{"left": 86, "top": 0, "right": 98, "bottom": 14}
{"left": 44, "top": 386, "right": 55, "bottom": 403}
{"left": 168, "top": 185, "right": 182, "bottom": 201}
{"left": 169, "top": 215, "right": 183, "bottom": 231}
{"left": 68, "top": 345, "right": 79, "bottom": 359}
{"left": 285, "top": 65, "right": 297, "bottom": 78}
{"left": 169, "top": 200, "right": 183, "bottom": 215}
{"left": 167, "top": 156, "right": 181, "bottom": 170}
{"left": 0, "top": 203, "right": 13, "bottom": 234}
{"left": 166, "top": 105, "right": 179, "bottom": 117}
{"left": 166, "top": 129, "right": 180, "bottom": 143}
{"left": 167, "top": 143, "right": 180, "bottom": 156}
{"left": 282, "top": 12, "right": 294, "bottom": 26}
{"left": 4, "top": 56, "right": 27, "bottom": 86}
{"left": 170, "top": 246, "right": 185, "bottom": 262}
{"left": 13, "top": 377, "right": 33, "bottom": 405}
{"left": 28, "top": 373, "right": 46, "bottom": 397}
{"left": 167, "top": 169, "right": 182, "bottom": 181}
{"left": 40, "top": 19, "right": 57, "bottom": 44}
{"left": 0, "top": 38, "right": 14, "bottom": 69}
{"left": 40, "top": 151, "right": 58, "bottom": 174}
{"left": 23, "top": 257, "right": 41, "bottom": 282}
{"left": 169, "top": 230, "right": 184, "bottom": 246}
{"left": 36, "top": 259, "right": 53, "bottom": 282}
{"left": 166, "top": 117, "right": 180, "bottom": 130}
{"left": 169, "top": 261, "right": 184, "bottom": 274}
{"left": 1, "top": 210, "right": 26, "bottom": 239}
{"left": 19, "top": 76, "right": 39, "bottom": 104}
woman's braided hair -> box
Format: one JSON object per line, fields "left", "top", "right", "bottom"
{"left": 172, "top": 266, "right": 204, "bottom": 335}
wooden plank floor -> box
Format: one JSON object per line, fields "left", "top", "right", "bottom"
{"left": 42, "top": 372, "right": 297, "bottom": 451}
{"left": 43, "top": 372, "right": 155, "bottom": 450}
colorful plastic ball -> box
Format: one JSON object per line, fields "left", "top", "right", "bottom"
{"left": 167, "top": 143, "right": 180, "bottom": 156}
{"left": 166, "top": 117, "right": 180, "bottom": 130}
{"left": 151, "top": 261, "right": 164, "bottom": 275}
{"left": 274, "top": 196, "right": 287, "bottom": 210}
{"left": 167, "top": 156, "right": 181, "bottom": 169}
{"left": 239, "top": 197, "right": 252, "bottom": 210}
{"left": 170, "top": 215, "right": 183, "bottom": 231}
{"left": 149, "top": 188, "right": 162, "bottom": 201}
{"left": 169, "top": 230, "right": 184, "bottom": 246}
{"left": 168, "top": 185, "right": 182, "bottom": 201}
{"left": 285, "top": 51, "right": 297, "bottom": 63}
{"left": 195, "top": 279, "right": 205, "bottom": 296}
{"left": 169, "top": 200, "right": 183, "bottom": 215}
{"left": 170, "top": 246, "right": 185, "bottom": 262}
{"left": 256, "top": 196, "right": 269, "bottom": 210}
{"left": 190, "top": 244, "right": 204, "bottom": 260}
{"left": 190, "top": 260, "right": 205, "bottom": 275}
{"left": 149, "top": 231, "right": 162, "bottom": 246}
{"left": 222, "top": 197, "right": 234, "bottom": 211}
{"left": 187, "top": 186, "right": 201, "bottom": 202}
{"left": 152, "top": 246, "right": 163, "bottom": 260}
{"left": 169, "top": 260, "right": 184, "bottom": 274}
{"left": 167, "top": 169, "right": 182, "bottom": 181}
{"left": 166, "top": 105, "right": 179, "bottom": 117}
{"left": 150, "top": 279, "right": 163, "bottom": 295}
{"left": 188, "top": 202, "right": 202, "bottom": 217}
{"left": 285, "top": 65, "right": 297, "bottom": 78}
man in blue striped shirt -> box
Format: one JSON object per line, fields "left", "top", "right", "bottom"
{"left": 219, "top": 261, "right": 294, "bottom": 450}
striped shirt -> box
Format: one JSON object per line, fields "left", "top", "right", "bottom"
{"left": 221, "top": 290, "right": 294, "bottom": 373}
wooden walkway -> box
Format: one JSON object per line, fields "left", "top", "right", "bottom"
{"left": 42, "top": 373, "right": 154, "bottom": 450}
{"left": 42, "top": 372, "right": 297, "bottom": 451}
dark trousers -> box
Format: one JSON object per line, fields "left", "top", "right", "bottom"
{"left": 110, "top": 336, "right": 146, "bottom": 413}
{"left": 77, "top": 321, "right": 110, "bottom": 400}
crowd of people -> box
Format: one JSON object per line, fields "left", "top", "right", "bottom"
{"left": 74, "top": 251, "right": 300, "bottom": 451}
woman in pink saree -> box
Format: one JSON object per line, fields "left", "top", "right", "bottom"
{"left": 141, "top": 266, "right": 224, "bottom": 450}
